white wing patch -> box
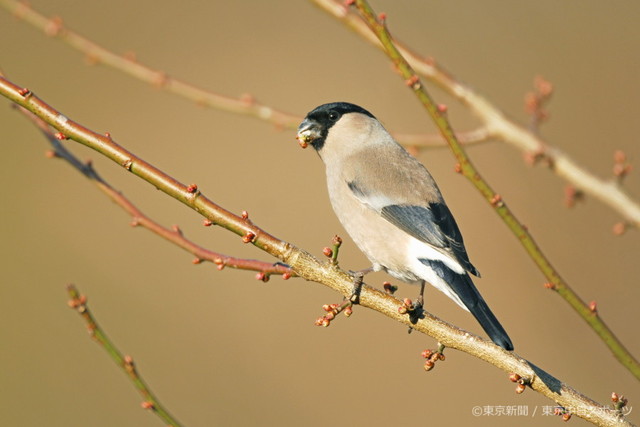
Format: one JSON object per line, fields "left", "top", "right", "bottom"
{"left": 361, "top": 193, "right": 396, "bottom": 211}
{"left": 406, "top": 238, "right": 469, "bottom": 311}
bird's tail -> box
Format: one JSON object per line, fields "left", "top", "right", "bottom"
{"left": 419, "top": 259, "right": 514, "bottom": 351}
{"left": 466, "top": 291, "right": 514, "bottom": 351}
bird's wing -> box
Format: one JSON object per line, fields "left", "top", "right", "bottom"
{"left": 347, "top": 179, "right": 480, "bottom": 277}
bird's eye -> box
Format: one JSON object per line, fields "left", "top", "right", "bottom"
{"left": 328, "top": 111, "right": 339, "bottom": 121}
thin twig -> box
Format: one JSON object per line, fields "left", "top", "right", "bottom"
{"left": 13, "top": 104, "right": 293, "bottom": 279}
{"left": 0, "top": 75, "right": 633, "bottom": 427}
{"left": 313, "top": 0, "right": 640, "bottom": 230}
{"left": 0, "top": 0, "right": 299, "bottom": 129}
{"left": 0, "top": 0, "right": 492, "bottom": 148}
{"left": 66, "top": 284, "right": 185, "bottom": 427}
{"left": 2, "top": 0, "right": 637, "bottom": 224}
{"left": 0, "top": 0, "right": 486, "bottom": 148}
{"left": 350, "top": 0, "right": 640, "bottom": 384}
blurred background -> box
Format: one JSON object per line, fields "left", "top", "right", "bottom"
{"left": 1, "top": 1, "right": 638, "bottom": 425}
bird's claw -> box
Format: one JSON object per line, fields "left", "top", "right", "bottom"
{"left": 398, "top": 297, "right": 425, "bottom": 332}
{"left": 349, "top": 271, "right": 365, "bottom": 304}
{"left": 408, "top": 299, "right": 425, "bottom": 325}
{"left": 272, "top": 262, "right": 290, "bottom": 268}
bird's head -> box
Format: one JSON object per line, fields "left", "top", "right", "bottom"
{"left": 296, "top": 102, "right": 375, "bottom": 151}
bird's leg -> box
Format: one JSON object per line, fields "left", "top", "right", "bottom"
{"left": 407, "top": 280, "right": 426, "bottom": 328}
{"left": 350, "top": 271, "right": 365, "bottom": 304}
{"left": 348, "top": 267, "right": 374, "bottom": 304}
{"left": 416, "top": 280, "right": 426, "bottom": 308}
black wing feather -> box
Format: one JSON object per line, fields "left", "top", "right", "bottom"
{"left": 380, "top": 203, "right": 480, "bottom": 277}
{"left": 380, "top": 205, "right": 447, "bottom": 247}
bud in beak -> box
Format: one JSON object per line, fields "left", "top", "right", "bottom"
{"left": 296, "top": 118, "right": 321, "bottom": 149}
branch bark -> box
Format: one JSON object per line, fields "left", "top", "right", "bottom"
{"left": 4, "top": 0, "right": 640, "bottom": 233}
{"left": 13, "top": 104, "right": 294, "bottom": 278}
{"left": 349, "top": 0, "right": 639, "bottom": 382}
{"left": 0, "top": 74, "right": 633, "bottom": 427}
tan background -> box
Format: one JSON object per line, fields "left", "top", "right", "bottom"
{"left": 1, "top": 1, "right": 639, "bottom": 426}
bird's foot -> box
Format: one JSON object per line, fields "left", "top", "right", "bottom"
{"left": 346, "top": 267, "right": 374, "bottom": 304}
{"left": 398, "top": 297, "right": 425, "bottom": 332}
{"left": 409, "top": 297, "right": 425, "bottom": 325}
{"left": 421, "top": 343, "right": 446, "bottom": 371}
{"left": 406, "top": 281, "right": 427, "bottom": 329}
{"left": 272, "top": 262, "right": 290, "bottom": 269}
{"left": 347, "top": 270, "right": 366, "bottom": 304}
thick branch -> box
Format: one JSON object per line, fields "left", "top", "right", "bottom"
{"left": 0, "top": 75, "right": 633, "bottom": 427}
{"left": 350, "top": 0, "right": 639, "bottom": 383}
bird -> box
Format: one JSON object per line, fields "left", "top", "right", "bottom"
{"left": 296, "top": 101, "right": 513, "bottom": 351}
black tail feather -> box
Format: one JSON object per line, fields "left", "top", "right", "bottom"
{"left": 466, "top": 294, "right": 514, "bottom": 351}
{"left": 419, "top": 259, "right": 514, "bottom": 351}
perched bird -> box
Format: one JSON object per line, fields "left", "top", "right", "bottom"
{"left": 296, "top": 102, "right": 513, "bottom": 351}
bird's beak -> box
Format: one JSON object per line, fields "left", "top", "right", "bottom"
{"left": 296, "top": 119, "right": 321, "bottom": 149}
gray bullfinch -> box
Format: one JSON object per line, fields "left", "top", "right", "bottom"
{"left": 297, "top": 102, "right": 513, "bottom": 351}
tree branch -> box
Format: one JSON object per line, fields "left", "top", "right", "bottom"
{"left": 67, "top": 284, "right": 184, "bottom": 427}
{"left": 0, "top": 0, "right": 300, "bottom": 129}
{"left": 0, "top": 0, "right": 485, "bottom": 148}
{"left": 0, "top": 74, "right": 633, "bottom": 427}
{"left": 2, "top": 0, "right": 637, "bottom": 226}
{"left": 349, "top": 0, "right": 640, "bottom": 382}
{"left": 13, "top": 103, "right": 294, "bottom": 279}
{"left": 313, "top": 0, "right": 640, "bottom": 230}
